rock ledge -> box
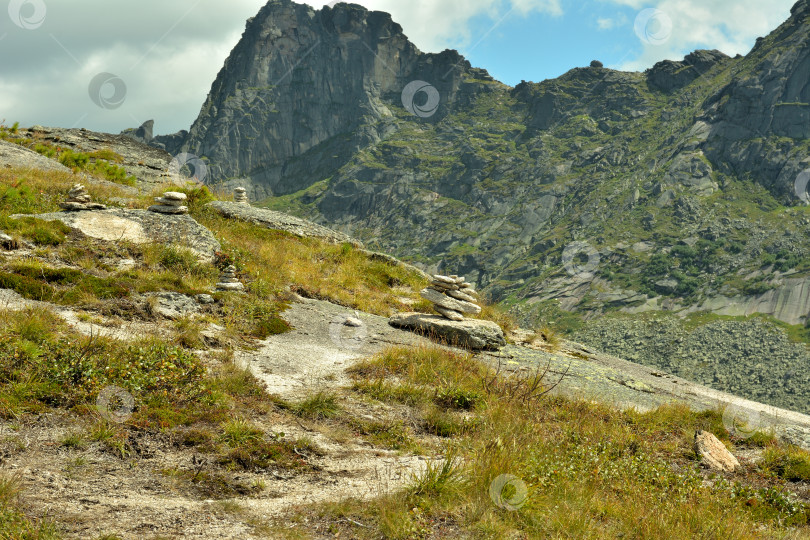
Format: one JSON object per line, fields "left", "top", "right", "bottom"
{"left": 388, "top": 312, "right": 505, "bottom": 351}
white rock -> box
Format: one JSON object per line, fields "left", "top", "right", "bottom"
{"left": 154, "top": 197, "right": 185, "bottom": 206}
{"left": 435, "top": 306, "right": 464, "bottom": 321}
{"left": 345, "top": 317, "right": 363, "bottom": 327}
{"left": 446, "top": 289, "right": 477, "bottom": 303}
{"left": 694, "top": 430, "right": 740, "bottom": 472}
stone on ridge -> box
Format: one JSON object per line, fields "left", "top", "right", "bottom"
{"left": 420, "top": 287, "right": 481, "bottom": 315}
{"left": 154, "top": 197, "right": 185, "bottom": 206}
{"left": 217, "top": 282, "right": 245, "bottom": 291}
{"left": 148, "top": 204, "right": 188, "bottom": 214}
{"left": 446, "top": 289, "right": 476, "bottom": 303}
{"left": 434, "top": 305, "right": 464, "bottom": 321}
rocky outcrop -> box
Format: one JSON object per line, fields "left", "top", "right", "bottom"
{"left": 0, "top": 140, "right": 72, "bottom": 174}
{"left": 121, "top": 120, "right": 154, "bottom": 145}
{"left": 13, "top": 126, "right": 182, "bottom": 190}
{"left": 389, "top": 312, "right": 505, "bottom": 351}
{"left": 206, "top": 201, "right": 359, "bottom": 245}
{"left": 122, "top": 0, "right": 810, "bottom": 369}
{"left": 702, "top": 0, "right": 810, "bottom": 200}
{"left": 647, "top": 50, "right": 730, "bottom": 92}
{"left": 10, "top": 209, "right": 220, "bottom": 261}
{"left": 161, "top": 0, "right": 489, "bottom": 199}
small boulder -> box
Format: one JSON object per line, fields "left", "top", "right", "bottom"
{"left": 590, "top": 60, "right": 604, "bottom": 68}
{"left": 694, "top": 430, "right": 740, "bottom": 472}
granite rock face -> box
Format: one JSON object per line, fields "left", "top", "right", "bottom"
{"left": 156, "top": 0, "right": 487, "bottom": 200}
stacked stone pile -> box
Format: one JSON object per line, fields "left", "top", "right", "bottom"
{"left": 149, "top": 192, "right": 188, "bottom": 215}
{"left": 60, "top": 184, "right": 106, "bottom": 211}
{"left": 420, "top": 275, "right": 481, "bottom": 321}
{"left": 216, "top": 265, "right": 244, "bottom": 291}
{"left": 234, "top": 187, "right": 249, "bottom": 204}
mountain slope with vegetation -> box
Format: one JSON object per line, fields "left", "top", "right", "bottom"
{"left": 3, "top": 123, "right": 810, "bottom": 537}
{"left": 147, "top": 0, "right": 810, "bottom": 328}
{"left": 129, "top": 0, "right": 810, "bottom": 416}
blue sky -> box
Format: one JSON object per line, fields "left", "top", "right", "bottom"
{"left": 0, "top": 0, "right": 797, "bottom": 134}
{"left": 461, "top": 3, "right": 642, "bottom": 84}
{"left": 393, "top": 0, "right": 795, "bottom": 86}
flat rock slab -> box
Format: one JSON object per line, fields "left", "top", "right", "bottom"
{"left": 207, "top": 201, "right": 360, "bottom": 246}
{"left": 389, "top": 312, "right": 505, "bottom": 351}
{"left": 10, "top": 208, "right": 220, "bottom": 261}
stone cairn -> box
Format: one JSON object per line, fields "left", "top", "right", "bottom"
{"left": 216, "top": 265, "right": 244, "bottom": 292}
{"left": 148, "top": 191, "right": 188, "bottom": 215}
{"left": 234, "top": 187, "right": 249, "bottom": 204}
{"left": 60, "top": 184, "right": 106, "bottom": 211}
{"left": 420, "top": 275, "right": 481, "bottom": 321}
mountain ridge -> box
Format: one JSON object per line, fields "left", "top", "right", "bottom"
{"left": 130, "top": 0, "right": 810, "bottom": 337}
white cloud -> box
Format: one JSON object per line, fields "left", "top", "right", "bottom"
{"left": 597, "top": 17, "right": 615, "bottom": 30}
{"left": 303, "top": 0, "right": 563, "bottom": 53}
{"left": 0, "top": 0, "right": 267, "bottom": 134}
{"left": 607, "top": 0, "right": 795, "bottom": 70}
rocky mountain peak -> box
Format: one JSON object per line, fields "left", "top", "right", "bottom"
{"left": 152, "top": 0, "right": 483, "bottom": 201}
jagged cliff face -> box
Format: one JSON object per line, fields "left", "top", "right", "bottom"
{"left": 160, "top": 0, "right": 485, "bottom": 199}
{"left": 154, "top": 0, "right": 810, "bottom": 329}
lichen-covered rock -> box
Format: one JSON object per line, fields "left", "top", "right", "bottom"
{"left": 388, "top": 312, "right": 505, "bottom": 351}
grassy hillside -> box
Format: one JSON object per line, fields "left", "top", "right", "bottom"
{"left": 2, "top": 156, "right": 810, "bottom": 538}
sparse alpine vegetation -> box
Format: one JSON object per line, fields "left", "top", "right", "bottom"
{"left": 1, "top": 132, "right": 810, "bottom": 538}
